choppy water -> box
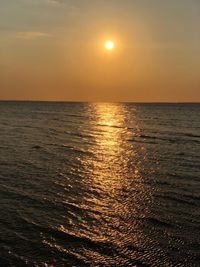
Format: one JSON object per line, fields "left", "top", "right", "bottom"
{"left": 0, "top": 102, "right": 200, "bottom": 267}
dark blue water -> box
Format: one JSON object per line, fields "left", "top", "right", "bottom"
{"left": 0, "top": 102, "right": 200, "bottom": 266}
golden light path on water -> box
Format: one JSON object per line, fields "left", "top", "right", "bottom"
{"left": 74, "top": 103, "right": 154, "bottom": 263}
{"left": 88, "top": 103, "right": 133, "bottom": 192}
{"left": 51, "top": 103, "right": 159, "bottom": 266}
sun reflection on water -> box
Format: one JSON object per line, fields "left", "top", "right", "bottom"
{"left": 75, "top": 103, "right": 154, "bottom": 255}
{"left": 55, "top": 103, "right": 155, "bottom": 262}
{"left": 78, "top": 103, "right": 151, "bottom": 234}
{"left": 86, "top": 103, "right": 132, "bottom": 185}
{"left": 92, "top": 103, "right": 129, "bottom": 151}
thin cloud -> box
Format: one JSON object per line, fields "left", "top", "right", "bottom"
{"left": 41, "top": 0, "right": 75, "bottom": 8}
{"left": 44, "top": 0, "right": 62, "bottom": 5}
{"left": 37, "top": 0, "right": 65, "bottom": 5}
{"left": 16, "top": 31, "right": 52, "bottom": 40}
{"left": 22, "top": 0, "right": 62, "bottom": 4}
{"left": 21, "top": 0, "right": 77, "bottom": 10}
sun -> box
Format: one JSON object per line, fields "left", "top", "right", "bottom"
{"left": 104, "top": 40, "right": 114, "bottom": 50}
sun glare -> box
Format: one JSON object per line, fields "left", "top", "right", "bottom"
{"left": 105, "top": 40, "right": 114, "bottom": 50}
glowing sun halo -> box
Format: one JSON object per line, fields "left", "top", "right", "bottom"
{"left": 104, "top": 40, "right": 114, "bottom": 50}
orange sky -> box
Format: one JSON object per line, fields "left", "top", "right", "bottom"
{"left": 0, "top": 0, "right": 200, "bottom": 102}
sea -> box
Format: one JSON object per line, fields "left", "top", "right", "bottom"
{"left": 0, "top": 101, "right": 199, "bottom": 267}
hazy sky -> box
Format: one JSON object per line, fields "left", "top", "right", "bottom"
{"left": 0, "top": 0, "right": 200, "bottom": 101}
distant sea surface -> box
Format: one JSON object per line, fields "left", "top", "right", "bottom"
{"left": 0, "top": 102, "right": 200, "bottom": 267}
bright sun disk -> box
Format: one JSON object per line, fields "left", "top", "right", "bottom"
{"left": 105, "top": 40, "right": 114, "bottom": 50}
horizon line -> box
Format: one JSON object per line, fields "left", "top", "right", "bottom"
{"left": 0, "top": 100, "right": 200, "bottom": 104}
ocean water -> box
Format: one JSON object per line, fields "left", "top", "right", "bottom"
{"left": 0, "top": 102, "right": 199, "bottom": 267}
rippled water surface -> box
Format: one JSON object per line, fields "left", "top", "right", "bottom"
{"left": 0, "top": 102, "right": 200, "bottom": 266}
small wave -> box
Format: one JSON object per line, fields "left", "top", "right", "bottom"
{"left": 156, "top": 193, "right": 200, "bottom": 207}
{"left": 96, "top": 123, "right": 125, "bottom": 129}
{"left": 61, "top": 145, "right": 94, "bottom": 157}
{"left": 129, "top": 134, "right": 200, "bottom": 145}
{"left": 141, "top": 217, "right": 174, "bottom": 228}
{"left": 128, "top": 138, "right": 158, "bottom": 145}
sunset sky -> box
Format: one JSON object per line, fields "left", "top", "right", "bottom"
{"left": 0, "top": 0, "right": 200, "bottom": 102}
